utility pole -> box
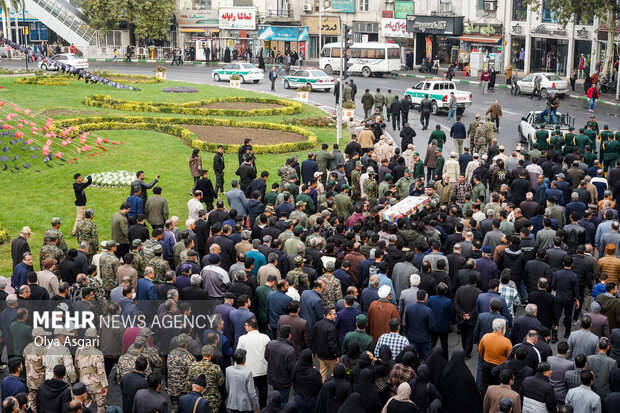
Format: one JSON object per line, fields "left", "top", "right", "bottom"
{"left": 22, "top": 6, "right": 27, "bottom": 69}
{"left": 318, "top": 2, "right": 322, "bottom": 60}
{"left": 336, "top": 21, "right": 344, "bottom": 145}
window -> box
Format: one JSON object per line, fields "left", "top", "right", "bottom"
{"left": 362, "top": 48, "right": 384, "bottom": 59}
{"left": 311, "top": 70, "right": 327, "bottom": 76}
{"left": 192, "top": 0, "right": 211, "bottom": 9}
{"left": 512, "top": 0, "right": 527, "bottom": 21}
{"left": 299, "top": 71, "right": 309, "bottom": 77}
{"left": 423, "top": 83, "right": 431, "bottom": 90}
{"left": 413, "top": 82, "right": 424, "bottom": 90}
{"left": 314, "top": 0, "right": 331, "bottom": 12}
{"left": 348, "top": 48, "right": 361, "bottom": 58}
{"left": 321, "top": 47, "right": 331, "bottom": 57}
{"left": 388, "top": 47, "right": 400, "bottom": 59}
{"left": 359, "top": 0, "right": 369, "bottom": 11}
{"left": 433, "top": 83, "right": 441, "bottom": 90}
{"left": 523, "top": 75, "right": 534, "bottom": 82}
{"left": 331, "top": 48, "right": 341, "bottom": 58}
{"left": 541, "top": 0, "right": 557, "bottom": 23}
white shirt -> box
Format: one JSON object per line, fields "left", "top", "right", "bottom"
{"left": 236, "top": 330, "right": 270, "bottom": 377}
{"left": 286, "top": 286, "right": 300, "bottom": 302}
{"left": 187, "top": 198, "right": 203, "bottom": 221}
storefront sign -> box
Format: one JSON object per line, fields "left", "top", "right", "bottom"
{"left": 381, "top": 18, "right": 413, "bottom": 38}
{"left": 394, "top": 1, "right": 414, "bottom": 19}
{"left": 302, "top": 16, "right": 341, "bottom": 35}
{"left": 530, "top": 24, "right": 566, "bottom": 36}
{"left": 218, "top": 7, "right": 256, "bottom": 30}
{"left": 330, "top": 0, "right": 355, "bottom": 13}
{"left": 463, "top": 23, "right": 499, "bottom": 37}
{"left": 175, "top": 10, "right": 219, "bottom": 27}
{"left": 382, "top": 10, "right": 394, "bottom": 18}
{"left": 258, "top": 26, "right": 309, "bottom": 42}
{"left": 406, "top": 15, "right": 464, "bottom": 35}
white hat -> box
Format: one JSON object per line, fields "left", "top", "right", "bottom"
{"left": 21, "top": 226, "right": 33, "bottom": 236}
{"left": 378, "top": 285, "right": 391, "bottom": 299}
{"left": 313, "top": 171, "right": 323, "bottom": 177}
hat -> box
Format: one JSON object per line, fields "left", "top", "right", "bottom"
{"left": 340, "top": 184, "right": 350, "bottom": 190}
{"left": 413, "top": 152, "right": 420, "bottom": 157}
{"left": 265, "top": 205, "right": 275, "bottom": 213}
{"left": 295, "top": 200, "right": 307, "bottom": 207}
{"left": 378, "top": 285, "right": 391, "bottom": 299}
{"left": 556, "top": 173, "right": 565, "bottom": 179}
{"left": 294, "top": 225, "right": 305, "bottom": 233}
{"left": 368, "top": 169, "right": 376, "bottom": 176}
{"left": 132, "top": 239, "right": 142, "bottom": 247}
{"left": 385, "top": 173, "right": 393, "bottom": 180}
{"left": 72, "top": 383, "right": 89, "bottom": 396}
{"left": 404, "top": 168, "right": 411, "bottom": 174}
{"left": 176, "top": 333, "right": 190, "bottom": 346}
{"left": 179, "top": 263, "right": 191, "bottom": 273}
{"left": 152, "top": 244, "right": 163, "bottom": 253}
{"left": 51, "top": 217, "right": 62, "bottom": 225}
{"left": 224, "top": 292, "right": 236, "bottom": 300}
{"left": 498, "top": 398, "right": 514, "bottom": 413}
{"left": 21, "top": 226, "right": 33, "bottom": 236}
{"left": 367, "top": 166, "right": 375, "bottom": 172}
{"left": 106, "top": 240, "right": 119, "bottom": 247}
{"left": 437, "top": 148, "right": 442, "bottom": 153}
{"left": 139, "top": 327, "right": 153, "bottom": 337}
{"left": 294, "top": 255, "right": 306, "bottom": 265}
{"left": 32, "top": 327, "right": 51, "bottom": 337}
{"left": 450, "top": 152, "right": 457, "bottom": 157}
{"left": 290, "top": 173, "right": 298, "bottom": 179}
{"left": 475, "top": 114, "right": 481, "bottom": 118}
{"left": 313, "top": 171, "right": 323, "bottom": 177}
{"left": 53, "top": 328, "right": 75, "bottom": 336}
{"left": 324, "top": 260, "right": 335, "bottom": 271}
{"left": 193, "top": 374, "right": 207, "bottom": 387}
{"left": 498, "top": 145, "right": 505, "bottom": 150}
{"left": 208, "top": 253, "right": 221, "bottom": 264}
{"left": 284, "top": 219, "right": 293, "bottom": 226}
{"left": 568, "top": 126, "right": 575, "bottom": 130}
{"left": 356, "top": 314, "right": 367, "bottom": 325}
{"left": 590, "top": 114, "right": 595, "bottom": 118}
{"left": 84, "top": 328, "right": 99, "bottom": 338}
{"left": 356, "top": 161, "right": 363, "bottom": 167}
{"left": 481, "top": 246, "right": 492, "bottom": 254}
{"left": 134, "top": 336, "right": 149, "bottom": 346}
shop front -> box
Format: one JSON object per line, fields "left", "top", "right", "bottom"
{"left": 381, "top": 18, "right": 413, "bottom": 67}
{"left": 405, "top": 14, "right": 464, "bottom": 66}
{"left": 459, "top": 23, "right": 503, "bottom": 72}
{"left": 529, "top": 24, "right": 569, "bottom": 75}
{"left": 258, "top": 26, "right": 309, "bottom": 62}
{"left": 175, "top": 10, "right": 220, "bottom": 60}
{"left": 302, "top": 16, "right": 340, "bottom": 59}
{"left": 218, "top": 7, "right": 258, "bottom": 61}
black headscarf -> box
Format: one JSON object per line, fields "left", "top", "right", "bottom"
{"left": 281, "top": 401, "right": 298, "bottom": 413}
{"left": 395, "top": 345, "right": 420, "bottom": 371}
{"left": 261, "top": 391, "right": 283, "bottom": 413}
{"left": 378, "top": 344, "right": 395, "bottom": 369}
{"left": 336, "top": 392, "right": 364, "bottom": 413}
{"left": 352, "top": 352, "right": 373, "bottom": 383}
{"left": 293, "top": 348, "right": 322, "bottom": 402}
{"left": 355, "top": 369, "right": 383, "bottom": 413}
{"left": 425, "top": 347, "right": 448, "bottom": 387}
{"left": 315, "top": 364, "right": 352, "bottom": 413}
{"left": 346, "top": 340, "right": 361, "bottom": 359}
{"left": 438, "top": 351, "right": 483, "bottom": 413}
{"left": 409, "top": 364, "right": 441, "bottom": 413}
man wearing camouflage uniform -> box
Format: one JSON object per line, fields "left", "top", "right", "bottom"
{"left": 363, "top": 169, "right": 379, "bottom": 205}
{"left": 43, "top": 217, "right": 67, "bottom": 255}
{"left": 116, "top": 336, "right": 153, "bottom": 382}
{"left": 99, "top": 241, "right": 120, "bottom": 293}
{"left": 468, "top": 114, "right": 482, "bottom": 149}
{"left": 317, "top": 261, "right": 342, "bottom": 309}
{"left": 147, "top": 244, "right": 170, "bottom": 284}
{"left": 286, "top": 255, "right": 310, "bottom": 290}
{"left": 85, "top": 270, "right": 107, "bottom": 317}
{"left": 43, "top": 328, "right": 76, "bottom": 384}
{"left": 24, "top": 327, "right": 50, "bottom": 412}
{"left": 130, "top": 239, "right": 147, "bottom": 278}
{"left": 351, "top": 161, "right": 363, "bottom": 202}
{"left": 167, "top": 334, "right": 196, "bottom": 412}
{"left": 77, "top": 209, "right": 98, "bottom": 261}
{"left": 278, "top": 159, "right": 296, "bottom": 188}
{"left": 75, "top": 328, "right": 108, "bottom": 413}
{"left": 474, "top": 121, "right": 488, "bottom": 156}
{"left": 186, "top": 345, "right": 224, "bottom": 412}
{"left": 39, "top": 236, "right": 64, "bottom": 276}
{"left": 142, "top": 229, "right": 164, "bottom": 263}
{"left": 138, "top": 328, "right": 162, "bottom": 372}
{"left": 289, "top": 202, "right": 309, "bottom": 228}
{"left": 395, "top": 169, "right": 415, "bottom": 198}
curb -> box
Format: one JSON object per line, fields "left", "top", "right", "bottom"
{"left": 568, "top": 94, "right": 620, "bottom": 108}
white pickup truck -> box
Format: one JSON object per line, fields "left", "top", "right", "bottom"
{"left": 518, "top": 110, "right": 575, "bottom": 148}
{"left": 405, "top": 79, "right": 472, "bottom": 115}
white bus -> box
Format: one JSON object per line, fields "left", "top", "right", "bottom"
{"left": 319, "top": 42, "right": 401, "bottom": 77}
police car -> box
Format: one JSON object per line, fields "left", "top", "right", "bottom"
{"left": 211, "top": 62, "right": 264, "bottom": 83}
{"left": 404, "top": 79, "right": 472, "bottom": 115}
{"left": 282, "top": 69, "right": 335, "bottom": 91}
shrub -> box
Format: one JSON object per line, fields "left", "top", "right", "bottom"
{"left": 0, "top": 223, "right": 7, "bottom": 244}
{"left": 92, "top": 70, "right": 162, "bottom": 84}
{"left": 342, "top": 101, "right": 355, "bottom": 109}
{"left": 153, "top": 66, "right": 167, "bottom": 73}
{"left": 162, "top": 87, "right": 199, "bottom": 93}
{"left": 230, "top": 74, "right": 240, "bottom": 80}
{"left": 296, "top": 85, "right": 311, "bottom": 92}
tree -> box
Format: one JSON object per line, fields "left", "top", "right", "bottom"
{"left": 80, "top": 0, "right": 175, "bottom": 42}
{"left": 524, "top": 1, "right": 619, "bottom": 80}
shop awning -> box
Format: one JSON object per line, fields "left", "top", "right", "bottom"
{"left": 459, "top": 35, "right": 502, "bottom": 44}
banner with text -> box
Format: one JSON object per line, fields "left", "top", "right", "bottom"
{"left": 218, "top": 7, "right": 256, "bottom": 30}
{"left": 382, "top": 18, "right": 413, "bottom": 38}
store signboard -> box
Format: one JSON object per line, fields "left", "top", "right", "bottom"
{"left": 394, "top": 1, "right": 414, "bottom": 19}
{"left": 302, "top": 16, "right": 341, "bottom": 35}
{"left": 330, "top": 0, "right": 355, "bottom": 13}
{"left": 218, "top": 7, "right": 256, "bottom": 30}
{"left": 406, "top": 15, "right": 464, "bottom": 35}
{"left": 381, "top": 18, "right": 413, "bottom": 38}
{"left": 176, "top": 10, "right": 219, "bottom": 27}
{"left": 382, "top": 10, "right": 394, "bottom": 18}
{"left": 258, "top": 26, "right": 309, "bottom": 41}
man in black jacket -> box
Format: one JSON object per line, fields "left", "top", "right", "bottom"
{"left": 238, "top": 138, "right": 252, "bottom": 165}
{"left": 72, "top": 173, "right": 92, "bottom": 236}
{"left": 194, "top": 170, "right": 216, "bottom": 211}
{"left": 400, "top": 123, "right": 416, "bottom": 151}
{"left": 213, "top": 145, "right": 225, "bottom": 196}
{"left": 390, "top": 95, "right": 402, "bottom": 131}
{"left": 133, "top": 371, "right": 169, "bottom": 413}
{"left": 194, "top": 210, "right": 209, "bottom": 260}
{"left": 571, "top": 245, "right": 593, "bottom": 322}
{"left": 564, "top": 212, "right": 586, "bottom": 254}
{"left": 552, "top": 256, "right": 580, "bottom": 338}
{"left": 519, "top": 362, "right": 557, "bottom": 413}
{"left": 120, "top": 357, "right": 148, "bottom": 413}
{"left": 37, "top": 364, "right": 72, "bottom": 413}
{"left": 528, "top": 278, "right": 558, "bottom": 339}
{"left": 264, "top": 325, "right": 296, "bottom": 403}
{"left": 313, "top": 307, "right": 339, "bottom": 382}
{"left": 236, "top": 157, "right": 256, "bottom": 193}
{"left": 400, "top": 95, "right": 412, "bottom": 128}
{"left": 245, "top": 171, "right": 269, "bottom": 200}
{"left": 419, "top": 94, "right": 433, "bottom": 130}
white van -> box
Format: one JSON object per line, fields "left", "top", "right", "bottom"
{"left": 320, "top": 42, "right": 401, "bottom": 77}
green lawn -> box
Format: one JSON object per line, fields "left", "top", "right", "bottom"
{"left": 0, "top": 75, "right": 337, "bottom": 274}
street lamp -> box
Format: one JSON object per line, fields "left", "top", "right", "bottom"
{"left": 22, "top": 6, "right": 27, "bottom": 70}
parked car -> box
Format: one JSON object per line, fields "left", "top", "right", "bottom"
{"left": 38, "top": 53, "right": 89, "bottom": 70}
{"left": 515, "top": 73, "right": 568, "bottom": 98}
{"left": 405, "top": 79, "right": 472, "bottom": 115}
{"left": 211, "top": 62, "right": 264, "bottom": 83}
{"left": 282, "top": 69, "right": 335, "bottom": 91}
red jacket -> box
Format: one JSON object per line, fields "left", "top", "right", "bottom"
{"left": 587, "top": 87, "right": 599, "bottom": 99}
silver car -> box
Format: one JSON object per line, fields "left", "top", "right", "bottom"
{"left": 38, "top": 53, "right": 89, "bottom": 71}
{"left": 515, "top": 72, "right": 569, "bottom": 98}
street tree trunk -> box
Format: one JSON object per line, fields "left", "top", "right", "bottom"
{"left": 601, "top": 9, "right": 616, "bottom": 80}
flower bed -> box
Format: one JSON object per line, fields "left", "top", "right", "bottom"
{"left": 92, "top": 71, "right": 162, "bottom": 84}
{"left": 162, "top": 87, "right": 199, "bottom": 93}
{"left": 0, "top": 223, "right": 8, "bottom": 244}
{"left": 283, "top": 116, "right": 339, "bottom": 127}
{"left": 16, "top": 73, "right": 72, "bottom": 86}
{"left": 90, "top": 170, "right": 135, "bottom": 187}
{"left": 54, "top": 115, "right": 317, "bottom": 154}
{"left": 82, "top": 94, "right": 303, "bottom": 116}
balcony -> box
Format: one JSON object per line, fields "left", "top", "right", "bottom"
{"left": 262, "top": 9, "right": 295, "bottom": 24}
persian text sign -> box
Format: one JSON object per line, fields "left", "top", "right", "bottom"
{"left": 218, "top": 7, "right": 256, "bottom": 30}
{"left": 381, "top": 18, "right": 413, "bottom": 38}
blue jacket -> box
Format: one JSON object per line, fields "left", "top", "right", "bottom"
{"left": 11, "top": 262, "right": 31, "bottom": 292}
{"left": 299, "top": 289, "right": 324, "bottom": 334}
{"left": 404, "top": 302, "right": 435, "bottom": 343}
{"left": 266, "top": 290, "right": 292, "bottom": 328}
{"left": 1, "top": 374, "right": 27, "bottom": 399}
{"left": 215, "top": 302, "right": 235, "bottom": 343}
{"left": 475, "top": 257, "right": 499, "bottom": 292}
{"left": 565, "top": 201, "right": 587, "bottom": 221}
{"left": 301, "top": 159, "right": 319, "bottom": 184}
{"left": 137, "top": 278, "right": 157, "bottom": 301}
{"left": 473, "top": 311, "right": 507, "bottom": 343}
{"left": 126, "top": 194, "right": 143, "bottom": 218}
{"left": 334, "top": 306, "right": 362, "bottom": 345}
{"left": 545, "top": 188, "right": 565, "bottom": 206}
{"left": 227, "top": 188, "right": 249, "bottom": 217}
{"left": 229, "top": 308, "right": 256, "bottom": 348}
{"left": 450, "top": 121, "right": 467, "bottom": 140}
{"left": 475, "top": 291, "right": 512, "bottom": 328}
{"left": 247, "top": 199, "right": 264, "bottom": 229}
{"left": 203, "top": 329, "right": 233, "bottom": 365}
{"left": 511, "top": 314, "right": 542, "bottom": 345}
{"left": 178, "top": 391, "right": 209, "bottom": 413}
{"left": 119, "top": 297, "right": 139, "bottom": 321}
{"left": 591, "top": 283, "right": 607, "bottom": 298}
{"left": 428, "top": 295, "right": 454, "bottom": 333}
{"left": 360, "top": 286, "right": 379, "bottom": 313}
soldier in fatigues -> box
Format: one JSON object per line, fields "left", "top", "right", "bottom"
{"left": 39, "top": 237, "right": 64, "bottom": 276}
{"left": 363, "top": 169, "right": 379, "bottom": 205}
{"left": 43, "top": 217, "right": 68, "bottom": 254}
{"left": 86, "top": 273, "right": 107, "bottom": 317}
{"left": 395, "top": 169, "right": 415, "bottom": 198}
{"left": 130, "top": 239, "right": 147, "bottom": 278}
{"left": 278, "top": 160, "right": 296, "bottom": 188}
{"left": 75, "top": 328, "right": 108, "bottom": 413}
{"left": 286, "top": 255, "right": 311, "bottom": 290}
{"left": 186, "top": 345, "right": 224, "bottom": 413}
{"left": 43, "top": 328, "right": 76, "bottom": 384}
{"left": 99, "top": 241, "right": 120, "bottom": 293}
{"left": 289, "top": 202, "right": 309, "bottom": 228}
{"left": 147, "top": 244, "right": 170, "bottom": 284}
{"left": 167, "top": 334, "right": 196, "bottom": 412}
{"left": 76, "top": 209, "right": 99, "bottom": 261}
{"left": 24, "top": 327, "right": 51, "bottom": 413}
{"left": 317, "top": 261, "right": 342, "bottom": 309}
{"left": 138, "top": 328, "right": 162, "bottom": 371}
{"left": 474, "top": 121, "right": 488, "bottom": 155}
{"left": 351, "top": 161, "right": 363, "bottom": 202}
{"left": 116, "top": 336, "right": 153, "bottom": 382}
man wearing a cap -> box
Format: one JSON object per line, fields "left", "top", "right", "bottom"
{"left": 363, "top": 169, "right": 379, "bottom": 205}
{"left": 178, "top": 374, "right": 209, "bottom": 413}
{"left": 99, "top": 241, "right": 120, "bottom": 293}
{"left": 317, "top": 261, "right": 343, "bottom": 310}
{"left": 602, "top": 133, "right": 620, "bottom": 173}
{"left": 167, "top": 334, "right": 196, "bottom": 411}
{"left": 23, "top": 327, "right": 51, "bottom": 412}
{"left": 444, "top": 152, "right": 460, "bottom": 183}
{"left": 43, "top": 328, "right": 76, "bottom": 384}
{"left": 44, "top": 218, "right": 68, "bottom": 255}
{"left": 186, "top": 345, "right": 224, "bottom": 411}
{"left": 76, "top": 210, "right": 99, "bottom": 261}
{"left": 38, "top": 236, "right": 64, "bottom": 278}
{"left": 473, "top": 120, "right": 489, "bottom": 156}
{"left": 395, "top": 169, "right": 414, "bottom": 198}
{"left": 296, "top": 186, "right": 315, "bottom": 215}
{"left": 116, "top": 337, "right": 153, "bottom": 382}
{"left": 334, "top": 185, "right": 354, "bottom": 217}
{"left": 146, "top": 244, "right": 171, "bottom": 284}
{"left": 75, "top": 328, "right": 108, "bottom": 413}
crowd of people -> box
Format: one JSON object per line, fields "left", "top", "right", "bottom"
{"left": 2, "top": 108, "right": 620, "bottom": 413}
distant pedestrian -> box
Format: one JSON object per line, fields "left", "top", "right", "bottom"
{"left": 447, "top": 92, "right": 457, "bottom": 123}
{"left": 587, "top": 85, "right": 599, "bottom": 113}
{"left": 481, "top": 69, "right": 490, "bottom": 94}
{"left": 269, "top": 66, "right": 277, "bottom": 91}
{"left": 390, "top": 96, "right": 402, "bottom": 131}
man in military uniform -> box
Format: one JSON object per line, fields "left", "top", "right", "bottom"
{"left": 573, "top": 128, "right": 592, "bottom": 154}
{"left": 278, "top": 159, "right": 295, "bottom": 188}
{"left": 334, "top": 185, "right": 353, "bottom": 217}
{"left": 374, "top": 88, "right": 385, "bottom": 116}
{"left": 599, "top": 124, "right": 614, "bottom": 152}
{"left": 350, "top": 161, "right": 363, "bottom": 202}
{"left": 24, "top": 327, "right": 50, "bottom": 412}
{"left": 116, "top": 336, "right": 152, "bottom": 382}
{"left": 130, "top": 239, "right": 147, "bottom": 278}
{"left": 138, "top": 327, "right": 162, "bottom": 371}
{"left": 147, "top": 244, "right": 170, "bottom": 284}
{"left": 76, "top": 209, "right": 98, "bottom": 261}
{"left": 395, "top": 169, "right": 414, "bottom": 198}
{"left": 142, "top": 229, "right": 164, "bottom": 263}
{"left": 584, "top": 123, "right": 597, "bottom": 148}
{"left": 468, "top": 114, "right": 482, "bottom": 149}
{"left": 563, "top": 126, "right": 576, "bottom": 155}
{"left": 315, "top": 144, "right": 335, "bottom": 185}
{"left": 85, "top": 270, "right": 106, "bottom": 317}
{"left": 484, "top": 117, "right": 497, "bottom": 144}
{"left": 39, "top": 236, "right": 64, "bottom": 276}
{"left": 412, "top": 152, "right": 424, "bottom": 179}
{"left": 167, "top": 334, "right": 196, "bottom": 412}
{"left": 586, "top": 114, "right": 599, "bottom": 134}
{"left": 434, "top": 149, "right": 445, "bottom": 180}
{"left": 186, "top": 345, "right": 224, "bottom": 413}
{"left": 378, "top": 173, "right": 393, "bottom": 199}
{"left": 295, "top": 187, "right": 315, "bottom": 215}
{"left": 288, "top": 174, "right": 300, "bottom": 198}
{"left": 317, "top": 261, "right": 342, "bottom": 309}
{"left": 429, "top": 124, "right": 446, "bottom": 151}
{"left": 43, "top": 217, "right": 67, "bottom": 255}
{"left": 602, "top": 137, "right": 620, "bottom": 173}
{"left": 363, "top": 169, "right": 379, "bottom": 205}
{"left": 287, "top": 255, "right": 309, "bottom": 289}
{"left": 99, "top": 241, "right": 120, "bottom": 293}
{"left": 42, "top": 328, "right": 76, "bottom": 384}
{"left": 474, "top": 121, "right": 489, "bottom": 156}
{"left": 75, "top": 328, "right": 108, "bottom": 413}
{"left": 289, "top": 201, "right": 308, "bottom": 228}
{"left": 534, "top": 124, "right": 549, "bottom": 151}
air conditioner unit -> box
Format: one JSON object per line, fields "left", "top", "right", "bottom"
{"left": 484, "top": 1, "right": 496, "bottom": 11}
{"left": 441, "top": 2, "right": 452, "bottom": 12}
{"left": 303, "top": 4, "right": 312, "bottom": 12}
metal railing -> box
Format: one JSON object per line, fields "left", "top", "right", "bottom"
{"left": 30, "top": 0, "right": 99, "bottom": 44}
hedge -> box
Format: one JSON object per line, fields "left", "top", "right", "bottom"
{"left": 0, "top": 223, "right": 8, "bottom": 244}
{"left": 16, "top": 76, "right": 70, "bottom": 86}
{"left": 91, "top": 71, "right": 163, "bottom": 84}
{"left": 82, "top": 94, "right": 303, "bottom": 117}
{"left": 54, "top": 115, "right": 318, "bottom": 154}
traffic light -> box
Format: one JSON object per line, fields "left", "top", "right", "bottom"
{"left": 343, "top": 24, "right": 354, "bottom": 76}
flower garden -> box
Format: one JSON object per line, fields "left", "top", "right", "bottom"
{"left": 0, "top": 71, "right": 338, "bottom": 272}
